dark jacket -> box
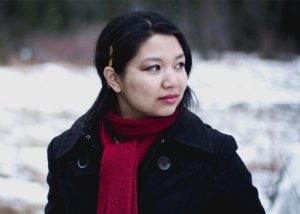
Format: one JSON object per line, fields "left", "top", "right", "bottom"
{"left": 45, "top": 108, "right": 265, "bottom": 214}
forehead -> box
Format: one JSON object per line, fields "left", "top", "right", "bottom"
{"left": 134, "top": 34, "right": 184, "bottom": 59}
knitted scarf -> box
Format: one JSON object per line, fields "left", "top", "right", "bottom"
{"left": 97, "top": 110, "right": 179, "bottom": 214}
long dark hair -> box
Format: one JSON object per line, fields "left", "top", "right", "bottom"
{"left": 86, "top": 11, "right": 194, "bottom": 128}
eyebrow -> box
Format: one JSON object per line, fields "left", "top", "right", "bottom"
{"left": 141, "top": 53, "right": 185, "bottom": 63}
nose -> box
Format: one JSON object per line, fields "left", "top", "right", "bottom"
{"left": 162, "top": 69, "right": 179, "bottom": 89}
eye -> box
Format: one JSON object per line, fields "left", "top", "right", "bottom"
{"left": 175, "top": 62, "right": 185, "bottom": 70}
{"left": 145, "top": 64, "right": 161, "bottom": 72}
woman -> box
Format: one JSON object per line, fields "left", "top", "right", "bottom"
{"left": 45, "top": 11, "right": 265, "bottom": 214}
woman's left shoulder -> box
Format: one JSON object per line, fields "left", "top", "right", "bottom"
{"left": 178, "top": 109, "right": 239, "bottom": 156}
{"left": 203, "top": 122, "right": 238, "bottom": 156}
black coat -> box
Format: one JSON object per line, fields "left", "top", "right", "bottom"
{"left": 45, "top": 108, "right": 265, "bottom": 214}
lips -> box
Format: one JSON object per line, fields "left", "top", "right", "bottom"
{"left": 158, "top": 94, "right": 179, "bottom": 104}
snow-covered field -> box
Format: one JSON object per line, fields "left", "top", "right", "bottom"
{"left": 0, "top": 53, "right": 299, "bottom": 213}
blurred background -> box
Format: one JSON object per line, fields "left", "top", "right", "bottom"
{"left": 0, "top": 0, "right": 300, "bottom": 214}
{"left": 1, "top": 0, "right": 300, "bottom": 64}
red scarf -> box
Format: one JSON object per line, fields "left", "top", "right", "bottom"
{"left": 97, "top": 110, "right": 180, "bottom": 214}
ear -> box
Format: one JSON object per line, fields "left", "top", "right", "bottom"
{"left": 103, "top": 66, "right": 121, "bottom": 93}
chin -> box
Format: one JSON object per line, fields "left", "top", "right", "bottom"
{"left": 155, "top": 107, "right": 177, "bottom": 117}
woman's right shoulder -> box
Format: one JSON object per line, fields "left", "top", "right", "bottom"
{"left": 47, "top": 129, "right": 72, "bottom": 158}
{"left": 47, "top": 112, "right": 92, "bottom": 160}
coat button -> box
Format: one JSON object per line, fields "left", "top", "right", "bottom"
{"left": 77, "top": 159, "right": 89, "bottom": 169}
{"left": 158, "top": 156, "right": 171, "bottom": 170}
{"left": 85, "top": 134, "right": 91, "bottom": 141}
{"left": 85, "top": 134, "right": 94, "bottom": 144}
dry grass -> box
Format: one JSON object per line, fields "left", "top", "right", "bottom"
{"left": 0, "top": 205, "right": 18, "bottom": 214}
{"left": 0, "top": 202, "right": 37, "bottom": 214}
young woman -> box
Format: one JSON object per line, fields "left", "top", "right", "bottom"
{"left": 45, "top": 11, "right": 265, "bottom": 214}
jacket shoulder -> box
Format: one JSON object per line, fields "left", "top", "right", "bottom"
{"left": 47, "top": 129, "right": 71, "bottom": 160}
{"left": 180, "top": 109, "right": 238, "bottom": 154}
{"left": 204, "top": 123, "right": 238, "bottom": 157}
{"left": 169, "top": 109, "right": 238, "bottom": 155}
{"left": 47, "top": 112, "right": 91, "bottom": 160}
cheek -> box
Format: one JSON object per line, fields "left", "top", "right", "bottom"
{"left": 126, "top": 77, "right": 156, "bottom": 97}
{"left": 131, "top": 77, "right": 158, "bottom": 90}
{"left": 180, "top": 73, "right": 188, "bottom": 90}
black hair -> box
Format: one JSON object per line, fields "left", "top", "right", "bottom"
{"left": 86, "top": 11, "right": 194, "bottom": 128}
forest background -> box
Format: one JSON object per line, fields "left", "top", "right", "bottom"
{"left": 0, "top": 0, "right": 300, "bottom": 65}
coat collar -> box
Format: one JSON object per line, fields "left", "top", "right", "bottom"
{"left": 55, "top": 108, "right": 213, "bottom": 159}
{"left": 164, "top": 108, "right": 213, "bottom": 154}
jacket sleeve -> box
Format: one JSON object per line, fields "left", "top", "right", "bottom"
{"left": 45, "top": 138, "right": 65, "bottom": 214}
{"left": 213, "top": 134, "right": 266, "bottom": 214}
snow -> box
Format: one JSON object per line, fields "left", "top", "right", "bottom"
{"left": 0, "top": 63, "right": 100, "bottom": 114}
{"left": 0, "top": 53, "right": 299, "bottom": 213}
{"left": 0, "top": 177, "right": 47, "bottom": 205}
{"left": 189, "top": 52, "right": 300, "bottom": 109}
{"left": 269, "top": 144, "right": 300, "bottom": 214}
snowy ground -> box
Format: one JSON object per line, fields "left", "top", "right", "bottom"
{"left": 0, "top": 52, "right": 299, "bottom": 213}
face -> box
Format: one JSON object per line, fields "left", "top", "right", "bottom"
{"left": 115, "top": 34, "right": 188, "bottom": 119}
